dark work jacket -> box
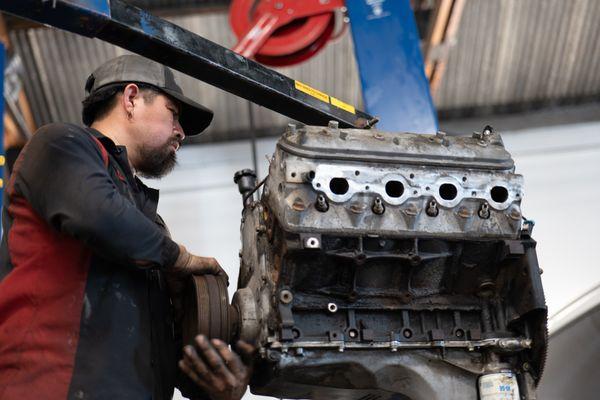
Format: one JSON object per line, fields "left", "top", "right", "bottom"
{"left": 0, "top": 123, "right": 183, "bottom": 399}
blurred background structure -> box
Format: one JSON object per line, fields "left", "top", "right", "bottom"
{"left": 2, "top": 1, "right": 599, "bottom": 399}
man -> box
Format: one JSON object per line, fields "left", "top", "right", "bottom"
{"left": 0, "top": 55, "right": 252, "bottom": 399}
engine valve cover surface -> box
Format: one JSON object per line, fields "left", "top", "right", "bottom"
{"left": 225, "top": 126, "right": 546, "bottom": 399}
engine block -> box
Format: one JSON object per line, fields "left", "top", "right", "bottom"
{"left": 186, "top": 124, "right": 548, "bottom": 400}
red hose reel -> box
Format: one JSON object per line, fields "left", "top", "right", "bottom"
{"left": 230, "top": 0, "right": 346, "bottom": 67}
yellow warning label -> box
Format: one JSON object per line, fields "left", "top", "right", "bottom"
{"left": 331, "top": 97, "right": 356, "bottom": 114}
{"left": 295, "top": 80, "right": 330, "bottom": 103}
{"left": 0, "top": 155, "right": 4, "bottom": 166}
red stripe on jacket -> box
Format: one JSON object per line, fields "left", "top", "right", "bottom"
{"left": 0, "top": 196, "right": 91, "bottom": 399}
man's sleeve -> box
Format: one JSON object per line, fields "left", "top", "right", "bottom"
{"left": 11, "top": 124, "right": 179, "bottom": 269}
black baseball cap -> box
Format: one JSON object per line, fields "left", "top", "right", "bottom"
{"left": 84, "top": 55, "right": 213, "bottom": 136}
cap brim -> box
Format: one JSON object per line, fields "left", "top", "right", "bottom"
{"left": 162, "top": 87, "right": 213, "bottom": 136}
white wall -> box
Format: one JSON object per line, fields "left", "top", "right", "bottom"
{"left": 149, "top": 121, "right": 600, "bottom": 400}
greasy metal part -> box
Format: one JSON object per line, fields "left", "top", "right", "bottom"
{"left": 0, "top": 0, "right": 373, "bottom": 129}
{"left": 372, "top": 196, "right": 385, "bottom": 215}
{"left": 315, "top": 194, "right": 329, "bottom": 212}
{"left": 234, "top": 169, "right": 257, "bottom": 206}
{"left": 231, "top": 124, "right": 546, "bottom": 400}
{"left": 269, "top": 126, "right": 523, "bottom": 239}
{"left": 182, "top": 275, "right": 237, "bottom": 346}
{"left": 272, "top": 337, "right": 532, "bottom": 351}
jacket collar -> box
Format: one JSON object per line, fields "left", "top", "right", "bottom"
{"left": 86, "top": 127, "right": 160, "bottom": 219}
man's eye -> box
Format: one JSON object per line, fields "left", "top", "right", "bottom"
{"left": 168, "top": 108, "right": 179, "bottom": 119}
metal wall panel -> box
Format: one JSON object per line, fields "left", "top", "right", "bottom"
{"left": 436, "top": 0, "right": 600, "bottom": 114}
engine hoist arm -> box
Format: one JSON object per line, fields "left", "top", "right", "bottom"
{"left": 1, "top": 0, "right": 374, "bottom": 129}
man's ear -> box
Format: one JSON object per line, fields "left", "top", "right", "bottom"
{"left": 122, "top": 83, "right": 140, "bottom": 117}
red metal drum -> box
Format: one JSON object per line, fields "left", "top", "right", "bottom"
{"left": 230, "top": 0, "right": 343, "bottom": 66}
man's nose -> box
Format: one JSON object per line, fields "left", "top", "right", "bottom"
{"left": 175, "top": 121, "right": 185, "bottom": 141}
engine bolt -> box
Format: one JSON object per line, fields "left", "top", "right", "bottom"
{"left": 372, "top": 197, "right": 385, "bottom": 215}
{"left": 327, "top": 303, "right": 338, "bottom": 313}
{"left": 315, "top": 194, "right": 329, "bottom": 212}
{"left": 426, "top": 199, "right": 439, "bottom": 217}
{"left": 478, "top": 202, "right": 490, "bottom": 219}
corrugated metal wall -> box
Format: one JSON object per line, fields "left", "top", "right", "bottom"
{"left": 436, "top": 0, "right": 600, "bottom": 114}
{"left": 8, "top": 0, "right": 600, "bottom": 141}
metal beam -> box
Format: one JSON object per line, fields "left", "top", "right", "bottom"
{"left": 423, "top": 0, "right": 466, "bottom": 95}
{"left": 0, "top": 0, "right": 374, "bottom": 129}
{"left": 346, "top": 0, "right": 438, "bottom": 133}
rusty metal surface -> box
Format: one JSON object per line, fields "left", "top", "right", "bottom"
{"left": 182, "top": 274, "right": 236, "bottom": 345}
{"left": 266, "top": 124, "right": 523, "bottom": 240}
{"left": 229, "top": 125, "right": 547, "bottom": 399}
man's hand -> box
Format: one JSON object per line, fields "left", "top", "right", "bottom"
{"left": 179, "top": 335, "right": 254, "bottom": 400}
{"left": 172, "top": 244, "right": 229, "bottom": 283}
{"left": 167, "top": 244, "right": 230, "bottom": 322}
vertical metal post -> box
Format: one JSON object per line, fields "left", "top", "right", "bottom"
{"left": 346, "top": 0, "right": 438, "bottom": 133}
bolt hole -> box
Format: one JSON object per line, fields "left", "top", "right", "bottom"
{"left": 462, "top": 176, "right": 467, "bottom": 182}
{"left": 385, "top": 180, "right": 404, "bottom": 198}
{"left": 409, "top": 173, "right": 415, "bottom": 179}
{"left": 471, "top": 191, "right": 477, "bottom": 196}
{"left": 355, "top": 170, "right": 360, "bottom": 176}
{"left": 365, "top": 185, "right": 370, "bottom": 190}
{"left": 316, "top": 183, "right": 321, "bottom": 188}
{"left": 439, "top": 183, "right": 458, "bottom": 200}
{"left": 402, "top": 328, "right": 413, "bottom": 339}
{"left": 425, "top": 186, "right": 430, "bottom": 191}
{"left": 491, "top": 186, "right": 509, "bottom": 203}
{"left": 292, "top": 328, "right": 301, "bottom": 339}
{"left": 291, "top": 172, "right": 296, "bottom": 178}
{"left": 309, "top": 171, "right": 315, "bottom": 180}
{"left": 455, "top": 329, "right": 465, "bottom": 338}
{"left": 413, "top": 190, "right": 418, "bottom": 195}
{"left": 328, "top": 303, "right": 338, "bottom": 313}
{"left": 330, "top": 178, "right": 349, "bottom": 195}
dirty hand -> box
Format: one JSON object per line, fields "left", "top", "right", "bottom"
{"left": 172, "top": 244, "right": 229, "bottom": 283}
{"left": 167, "top": 245, "right": 229, "bottom": 322}
{"left": 179, "top": 335, "right": 254, "bottom": 400}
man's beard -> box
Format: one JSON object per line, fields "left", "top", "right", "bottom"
{"left": 136, "top": 141, "right": 178, "bottom": 179}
